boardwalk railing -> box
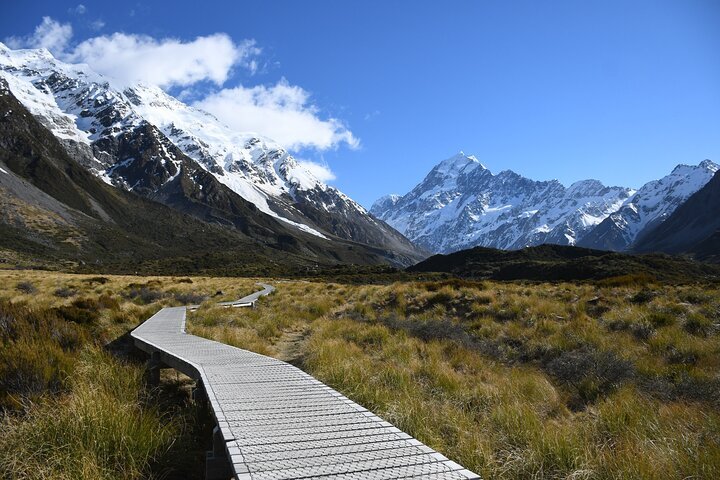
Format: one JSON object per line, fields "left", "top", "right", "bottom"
{"left": 132, "top": 284, "right": 481, "bottom": 480}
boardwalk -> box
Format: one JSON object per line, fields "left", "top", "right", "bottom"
{"left": 132, "top": 284, "right": 481, "bottom": 480}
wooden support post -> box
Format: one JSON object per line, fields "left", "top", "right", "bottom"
{"left": 205, "top": 425, "right": 232, "bottom": 480}
{"left": 147, "top": 351, "right": 161, "bottom": 388}
{"left": 192, "top": 379, "right": 208, "bottom": 407}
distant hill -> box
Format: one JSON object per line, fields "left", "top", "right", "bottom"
{"left": 407, "top": 244, "right": 720, "bottom": 282}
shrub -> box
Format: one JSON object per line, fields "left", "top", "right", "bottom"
{"left": 474, "top": 295, "right": 492, "bottom": 306}
{"left": 678, "top": 290, "right": 712, "bottom": 305}
{"left": 173, "top": 292, "right": 207, "bottom": 304}
{"left": 53, "top": 305, "right": 100, "bottom": 325}
{"left": 70, "top": 297, "right": 100, "bottom": 310}
{"left": 0, "top": 301, "right": 85, "bottom": 409}
{"left": 546, "top": 348, "right": 633, "bottom": 407}
{"left": 54, "top": 287, "right": 77, "bottom": 298}
{"left": 0, "top": 341, "right": 73, "bottom": 407}
{"left": 97, "top": 294, "right": 120, "bottom": 310}
{"left": 630, "top": 289, "right": 656, "bottom": 304}
{"left": 125, "top": 287, "right": 165, "bottom": 304}
{"left": 83, "top": 276, "right": 109, "bottom": 285}
{"left": 604, "top": 316, "right": 632, "bottom": 332}
{"left": 0, "top": 349, "right": 181, "bottom": 479}
{"left": 665, "top": 346, "right": 698, "bottom": 366}
{"left": 631, "top": 320, "right": 655, "bottom": 341}
{"left": 383, "top": 315, "right": 470, "bottom": 345}
{"left": 684, "top": 312, "right": 713, "bottom": 337}
{"left": 15, "top": 281, "right": 36, "bottom": 294}
{"left": 646, "top": 311, "right": 676, "bottom": 328}
{"left": 49, "top": 321, "right": 86, "bottom": 351}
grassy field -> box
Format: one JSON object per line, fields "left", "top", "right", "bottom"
{"left": 0, "top": 269, "right": 256, "bottom": 479}
{"left": 1, "top": 269, "right": 719, "bottom": 479}
{"left": 189, "top": 277, "right": 720, "bottom": 479}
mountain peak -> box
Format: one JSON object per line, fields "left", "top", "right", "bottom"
{"left": 699, "top": 159, "right": 719, "bottom": 172}
{"left": 566, "top": 178, "right": 606, "bottom": 195}
{"left": 579, "top": 160, "right": 718, "bottom": 251}
{"left": 0, "top": 44, "right": 54, "bottom": 64}
{"left": 671, "top": 159, "right": 719, "bottom": 177}
{"left": 370, "top": 194, "right": 401, "bottom": 216}
{"left": 434, "top": 152, "right": 484, "bottom": 176}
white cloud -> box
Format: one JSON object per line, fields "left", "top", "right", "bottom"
{"left": 5, "top": 19, "right": 252, "bottom": 89}
{"left": 6, "top": 17, "right": 357, "bottom": 152}
{"left": 4, "top": 17, "right": 73, "bottom": 54}
{"left": 66, "top": 33, "right": 259, "bottom": 88}
{"left": 364, "top": 110, "right": 381, "bottom": 121}
{"left": 194, "top": 80, "right": 359, "bottom": 151}
{"left": 297, "top": 159, "right": 337, "bottom": 183}
{"left": 89, "top": 19, "right": 105, "bottom": 31}
{"left": 71, "top": 4, "right": 86, "bottom": 15}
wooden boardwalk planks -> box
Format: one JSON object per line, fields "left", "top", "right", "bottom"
{"left": 131, "top": 284, "right": 480, "bottom": 480}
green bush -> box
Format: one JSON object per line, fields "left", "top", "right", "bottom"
{"left": 546, "top": 348, "right": 633, "bottom": 408}
{"left": 630, "top": 289, "right": 657, "bottom": 304}
{"left": 53, "top": 305, "right": 100, "bottom": 325}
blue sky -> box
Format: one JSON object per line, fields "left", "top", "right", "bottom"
{"left": 3, "top": 0, "right": 720, "bottom": 207}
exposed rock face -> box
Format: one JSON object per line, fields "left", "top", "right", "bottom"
{"left": 0, "top": 43, "right": 423, "bottom": 265}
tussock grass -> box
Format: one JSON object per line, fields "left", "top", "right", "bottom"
{"left": 0, "top": 349, "right": 179, "bottom": 479}
{"left": 0, "top": 269, "right": 241, "bottom": 478}
{"left": 188, "top": 278, "right": 720, "bottom": 479}
{"left": 3, "top": 269, "right": 719, "bottom": 479}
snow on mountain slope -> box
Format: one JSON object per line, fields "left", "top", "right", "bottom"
{"left": 0, "top": 44, "right": 152, "bottom": 178}
{"left": 371, "top": 152, "right": 635, "bottom": 253}
{"left": 0, "top": 44, "right": 330, "bottom": 236}
{"left": 370, "top": 194, "right": 400, "bottom": 215}
{"left": 125, "top": 84, "right": 346, "bottom": 235}
{"left": 578, "top": 159, "right": 719, "bottom": 251}
{"left": 0, "top": 43, "right": 421, "bottom": 258}
{"left": 121, "top": 83, "right": 410, "bottom": 250}
{"left": 632, "top": 167, "right": 720, "bottom": 260}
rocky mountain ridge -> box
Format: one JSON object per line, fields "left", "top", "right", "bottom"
{"left": 371, "top": 152, "right": 717, "bottom": 254}
{"left": 0, "top": 43, "right": 423, "bottom": 265}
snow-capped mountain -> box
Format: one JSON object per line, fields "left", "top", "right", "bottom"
{"left": 372, "top": 152, "right": 717, "bottom": 254}
{"left": 578, "top": 160, "right": 719, "bottom": 251}
{"left": 370, "top": 152, "right": 634, "bottom": 253}
{"left": 632, "top": 168, "right": 720, "bottom": 260}
{"left": 371, "top": 194, "right": 401, "bottom": 214}
{"left": 0, "top": 43, "right": 421, "bottom": 263}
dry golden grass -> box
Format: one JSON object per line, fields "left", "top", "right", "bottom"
{"left": 2, "top": 269, "right": 719, "bottom": 479}
{"left": 0, "top": 269, "right": 256, "bottom": 479}
{"left": 189, "top": 278, "right": 720, "bottom": 479}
